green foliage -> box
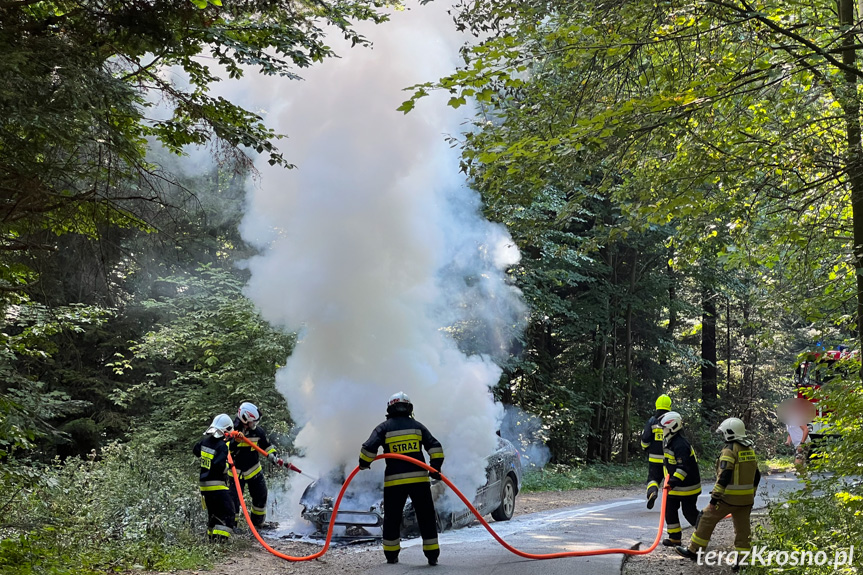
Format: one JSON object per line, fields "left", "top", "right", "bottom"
{"left": 750, "top": 478, "right": 863, "bottom": 574}
{"left": 0, "top": 443, "right": 220, "bottom": 575}
{"left": 521, "top": 462, "right": 645, "bottom": 492}
{"left": 0, "top": 301, "right": 113, "bottom": 472}
{"left": 111, "top": 264, "right": 295, "bottom": 452}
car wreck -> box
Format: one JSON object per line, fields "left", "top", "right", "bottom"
{"left": 300, "top": 436, "right": 522, "bottom": 536}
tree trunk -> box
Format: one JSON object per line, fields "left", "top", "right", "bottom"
{"left": 701, "top": 288, "right": 718, "bottom": 418}
{"left": 726, "top": 296, "right": 732, "bottom": 393}
{"left": 839, "top": 0, "right": 863, "bottom": 362}
{"left": 658, "top": 257, "right": 676, "bottom": 392}
{"left": 621, "top": 250, "right": 637, "bottom": 464}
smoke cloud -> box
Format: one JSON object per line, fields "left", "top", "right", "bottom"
{"left": 237, "top": 2, "right": 526, "bottom": 521}
{"left": 499, "top": 405, "right": 551, "bottom": 470}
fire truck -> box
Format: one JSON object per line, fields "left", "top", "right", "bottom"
{"left": 793, "top": 347, "right": 856, "bottom": 439}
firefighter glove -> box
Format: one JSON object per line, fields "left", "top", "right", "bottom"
{"left": 358, "top": 458, "right": 371, "bottom": 470}
{"left": 430, "top": 472, "right": 442, "bottom": 481}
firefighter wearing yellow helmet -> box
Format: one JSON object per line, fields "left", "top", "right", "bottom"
{"left": 676, "top": 417, "right": 761, "bottom": 564}
{"left": 640, "top": 394, "right": 672, "bottom": 509}
{"left": 660, "top": 411, "right": 702, "bottom": 547}
{"left": 358, "top": 392, "right": 445, "bottom": 566}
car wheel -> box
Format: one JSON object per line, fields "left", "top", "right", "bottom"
{"left": 491, "top": 475, "right": 516, "bottom": 521}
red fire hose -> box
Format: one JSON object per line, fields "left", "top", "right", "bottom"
{"left": 226, "top": 432, "right": 669, "bottom": 561}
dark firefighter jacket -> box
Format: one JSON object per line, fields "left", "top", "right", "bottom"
{"left": 640, "top": 409, "right": 668, "bottom": 465}
{"left": 711, "top": 441, "right": 761, "bottom": 506}
{"left": 663, "top": 433, "right": 702, "bottom": 497}
{"left": 193, "top": 434, "right": 230, "bottom": 492}
{"left": 229, "top": 418, "right": 277, "bottom": 480}
{"left": 359, "top": 415, "right": 445, "bottom": 488}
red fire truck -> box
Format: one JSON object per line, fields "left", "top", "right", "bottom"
{"left": 793, "top": 347, "right": 855, "bottom": 439}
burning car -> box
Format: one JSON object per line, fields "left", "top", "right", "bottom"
{"left": 300, "top": 436, "right": 522, "bottom": 536}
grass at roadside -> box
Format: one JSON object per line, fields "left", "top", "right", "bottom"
{"left": 521, "top": 462, "right": 645, "bottom": 492}
{"left": 760, "top": 454, "right": 795, "bottom": 473}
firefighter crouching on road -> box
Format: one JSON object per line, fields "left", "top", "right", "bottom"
{"left": 359, "top": 392, "right": 445, "bottom": 566}
{"left": 193, "top": 414, "right": 237, "bottom": 541}
{"left": 641, "top": 394, "right": 671, "bottom": 509}
{"left": 660, "top": 411, "right": 702, "bottom": 547}
{"left": 676, "top": 417, "right": 761, "bottom": 567}
{"left": 229, "top": 402, "right": 284, "bottom": 528}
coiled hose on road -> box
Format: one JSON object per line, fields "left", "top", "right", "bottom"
{"left": 226, "top": 432, "right": 669, "bottom": 561}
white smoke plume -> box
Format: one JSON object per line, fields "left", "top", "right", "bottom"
{"left": 237, "top": 2, "right": 526, "bottom": 523}
{"left": 499, "top": 405, "right": 551, "bottom": 470}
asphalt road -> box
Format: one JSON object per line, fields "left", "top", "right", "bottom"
{"left": 349, "top": 473, "right": 802, "bottom": 575}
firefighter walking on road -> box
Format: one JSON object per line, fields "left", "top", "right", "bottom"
{"left": 193, "top": 414, "right": 237, "bottom": 542}
{"left": 660, "top": 411, "right": 702, "bottom": 547}
{"left": 676, "top": 418, "right": 761, "bottom": 568}
{"left": 229, "top": 401, "right": 284, "bottom": 528}
{"left": 359, "top": 392, "right": 444, "bottom": 566}
{"left": 641, "top": 394, "right": 671, "bottom": 509}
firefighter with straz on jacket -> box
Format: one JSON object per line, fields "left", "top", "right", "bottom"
{"left": 228, "top": 401, "right": 284, "bottom": 528}
{"left": 676, "top": 418, "right": 761, "bottom": 568}
{"left": 660, "top": 411, "right": 702, "bottom": 547}
{"left": 193, "top": 414, "right": 237, "bottom": 542}
{"left": 359, "top": 392, "right": 445, "bottom": 566}
{"left": 641, "top": 394, "right": 671, "bottom": 509}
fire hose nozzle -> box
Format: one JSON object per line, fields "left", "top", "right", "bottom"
{"left": 287, "top": 462, "right": 303, "bottom": 474}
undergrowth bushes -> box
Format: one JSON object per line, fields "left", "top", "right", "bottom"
{"left": 0, "top": 442, "right": 221, "bottom": 575}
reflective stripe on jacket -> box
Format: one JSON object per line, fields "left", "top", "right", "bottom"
{"left": 229, "top": 418, "right": 277, "bottom": 477}
{"left": 193, "top": 435, "right": 230, "bottom": 491}
{"left": 713, "top": 442, "right": 758, "bottom": 506}
{"left": 663, "top": 433, "right": 701, "bottom": 497}
{"left": 641, "top": 411, "right": 667, "bottom": 464}
{"left": 360, "top": 415, "right": 444, "bottom": 487}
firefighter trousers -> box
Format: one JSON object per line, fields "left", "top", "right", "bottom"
{"left": 646, "top": 461, "right": 664, "bottom": 499}
{"left": 202, "top": 489, "right": 237, "bottom": 542}
{"left": 229, "top": 472, "right": 268, "bottom": 527}
{"left": 688, "top": 502, "right": 752, "bottom": 553}
{"left": 664, "top": 494, "right": 700, "bottom": 542}
{"left": 382, "top": 482, "right": 439, "bottom": 562}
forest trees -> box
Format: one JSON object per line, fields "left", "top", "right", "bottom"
{"left": 402, "top": 0, "right": 863, "bottom": 460}
{"left": 0, "top": 0, "right": 398, "bottom": 459}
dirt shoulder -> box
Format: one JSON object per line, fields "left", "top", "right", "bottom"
{"left": 623, "top": 514, "right": 769, "bottom": 575}
{"left": 515, "top": 484, "right": 644, "bottom": 516}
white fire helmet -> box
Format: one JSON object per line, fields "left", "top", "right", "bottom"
{"left": 238, "top": 402, "right": 260, "bottom": 429}
{"left": 660, "top": 411, "right": 684, "bottom": 435}
{"left": 387, "top": 392, "right": 413, "bottom": 414}
{"left": 205, "top": 413, "right": 234, "bottom": 438}
{"left": 717, "top": 417, "right": 747, "bottom": 442}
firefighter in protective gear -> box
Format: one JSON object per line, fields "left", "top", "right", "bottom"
{"left": 359, "top": 392, "right": 444, "bottom": 566}
{"left": 676, "top": 418, "right": 761, "bottom": 563}
{"left": 193, "top": 414, "right": 237, "bottom": 541}
{"left": 641, "top": 394, "right": 671, "bottom": 509}
{"left": 228, "top": 402, "right": 282, "bottom": 527}
{"left": 660, "top": 411, "right": 701, "bottom": 547}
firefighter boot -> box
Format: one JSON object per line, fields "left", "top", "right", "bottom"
{"left": 675, "top": 546, "right": 698, "bottom": 561}
{"left": 662, "top": 538, "right": 682, "bottom": 547}
{"left": 646, "top": 489, "right": 658, "bottom": 510}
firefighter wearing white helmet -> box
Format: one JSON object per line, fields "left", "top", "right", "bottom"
{"left": 193, "top": 414, "right": 237, "bottom": 541}
{"left": 359, "top": 392, "right": 445, "bottom": 566}
{"left": 676, "top": 417, "right": 761, "bottom": 565}
{"left": 228, "top": 401, "right": 282, "bottom": 528}
{"left": 640, "top": 394, "right": 672, "bottom": 509}
{"left": 659, "top": 411, "right": 702, "bottom": 547}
